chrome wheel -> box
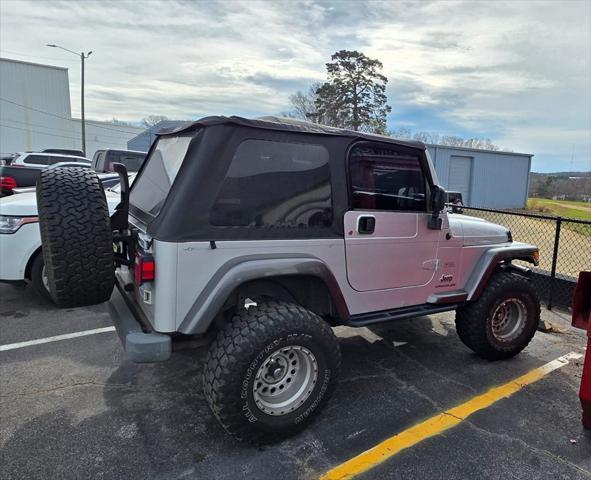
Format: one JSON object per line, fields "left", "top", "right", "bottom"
{"left": 491, "top": 298, "right": 527, "bottom": 342}
{"left": 253, "top": 345, "right": 318, "bottom": 416}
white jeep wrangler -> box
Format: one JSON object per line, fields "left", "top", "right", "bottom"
{"left": 36, "top": 116, "right": 541, "bottom": 442}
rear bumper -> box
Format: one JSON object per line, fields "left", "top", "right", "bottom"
{"left": 108, "top": 283, "right": 171, "bottom": 363}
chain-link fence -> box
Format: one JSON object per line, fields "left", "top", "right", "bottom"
{"left": 454, "top": 205, "right": 591, "bottom": 310}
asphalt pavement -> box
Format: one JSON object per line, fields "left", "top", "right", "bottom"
{"left": 1, "top": 281, "right": 589, "bottom": 479}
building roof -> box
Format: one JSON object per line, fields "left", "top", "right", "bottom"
{"left": 157, "top": 116, "right": 427, "bottom": 150}
{"left": 426, "top": 143, "right": 533, "bottom": 158}
{"left": 0, "top": 56, "right": 68, "bottom": 72}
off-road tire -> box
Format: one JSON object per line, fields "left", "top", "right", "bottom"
{"left": 203, "top": 300, "right": 341, "bottom": 443}
{"left": 30, "top": 251, "right": 51, "bottom": 302}
{"left": 455, "top": 271, "right": 540, "bottom": 360}
{"left": 37, "top": 168, "right": 114, "bottom": 308}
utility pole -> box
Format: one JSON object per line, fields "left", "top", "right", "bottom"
{"left": 81, "top": 52, "right": 86, "bottom": 156}
{"left": 46, "top": 44, "right": 92, "bottom": 156}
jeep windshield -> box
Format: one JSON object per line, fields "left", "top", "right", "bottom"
{"left": 130, "top": 134, "right": 192, "bottom": 218}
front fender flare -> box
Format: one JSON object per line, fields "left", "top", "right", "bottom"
{"left": 178, "top": 256, "right": 349, "bottom": 334}
{"left": 465, "top": 242, "right": 539, "bottom": 301}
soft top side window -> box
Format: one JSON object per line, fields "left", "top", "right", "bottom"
{"left": 210, "top": 138, "right": 333, "bottom": 229}
{"left": 349, "top": 143, "right": 427, "bottom": 212}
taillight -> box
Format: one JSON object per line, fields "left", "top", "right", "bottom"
{"left": 0, "top": 176, "right": 17, "bottom": 191}
{"left": 134, "top": 252, "right": 155, "bottom": 285}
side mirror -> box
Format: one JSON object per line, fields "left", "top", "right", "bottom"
{"left": 428, "top": 185, "right": 446, "bottom": 230}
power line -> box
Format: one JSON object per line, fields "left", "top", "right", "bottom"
{"left": 0, "top": 97, "right": 71, "bottom": 120}
{"left": 1, "top": 123, "right": 79, "bottom": 141}
{"left": 3, "top": 117, "right": 138, "bottom": 141}
{"left": 0, "top": 97, "right": 143, "bottom": 135}
{"left": 0, "top": 122, "right": 83, "bottom": 141}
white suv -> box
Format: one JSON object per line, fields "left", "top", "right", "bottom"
{"left": 10, "top": 152, "right": 90, "bottom": 168}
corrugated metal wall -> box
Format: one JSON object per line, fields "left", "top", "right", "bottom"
{"left": 1, "top": 58, "right": 143, "bottom": 158}
{"left": 71, "top": 119, "right": 143, "bottom": 159}
{"left": 0, "top": 58, "right": 76, "bottom": 153}
{"left": 427, "top": 145, "right": 532, "bottom": 209}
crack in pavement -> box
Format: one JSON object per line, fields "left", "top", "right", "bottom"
{"left": 386, "top": 348, "right": 480, "bottom": 394}
{"left": 339, "top": 359, "right": 447, "bottom": 411}
{"left": 0, "top": 381, "right": 133, "bottom": 402}
{"left": 462, "top": 418, "right": 591, "bottom": 477}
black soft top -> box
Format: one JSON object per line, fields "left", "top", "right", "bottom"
{"left": 156, "top": 115, "right": 426, "bottom": 150}
{"left": 132, "top": 114, "right": 431, "bottom": 241}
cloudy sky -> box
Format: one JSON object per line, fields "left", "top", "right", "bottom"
{"left": 1, "top": 0, "right": 590, "bottom": 172}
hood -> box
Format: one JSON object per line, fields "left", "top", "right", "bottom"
{"left": 448, "top": 213, "right": 510, "bottom": 246}
{"left": 0, "top": 191, "right": 121, "bottom": 217}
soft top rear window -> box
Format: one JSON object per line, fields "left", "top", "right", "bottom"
{"left": 130, "top": 135, "right": 192, "bottom": 217}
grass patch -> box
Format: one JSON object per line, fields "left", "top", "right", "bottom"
{"left": 527, "top": 198, "right": 591, "bottom": 220}
{"left": 527, "top": 198, "right": 591, "bottom": 236}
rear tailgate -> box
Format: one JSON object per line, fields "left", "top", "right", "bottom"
{"left": 0, "top": 165, "right": 42, "bottom": 195}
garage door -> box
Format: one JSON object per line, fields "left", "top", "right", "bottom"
{"left": 448, "top": 156, "right": 472, "bottom": 204}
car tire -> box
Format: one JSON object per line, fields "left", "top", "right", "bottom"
{"left": 203, "top": 300, "right": 341, "bottom": 443}
{"left": 36, "top": 167, "right": 114, "bottom": 308}
{"left": 30, "top": 251, "right": 52, "bottom": 302}
{"left": 455, "top": 271, "right": 540, "bottom": 360}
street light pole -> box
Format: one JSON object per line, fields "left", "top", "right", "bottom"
{"left": 46, "top": 44, "right": 92, "bottom": 156}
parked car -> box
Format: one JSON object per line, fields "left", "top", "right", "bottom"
{"left": 36, "top": 116, "right": 541, "bottom": 442}
{"left": 10, "top": 152, "right": 90, "bottom": 167}
{"left": 42, "top": 148, "right": 86, "bottom": 157}
{"left": 0, "top": 176, "right": 125, "bottom": 299}
{"left": 91, "top": 149, "right": 145, "bottom": 173}
{"left": 10, "top": 172, "right": 121, "bottom": 195}
{"left": 0, "top": 156, "right": 91, "bottom": 197}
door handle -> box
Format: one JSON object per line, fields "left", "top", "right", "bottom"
{"left": 357, "top": 215, "right": 375, "bottom": 234}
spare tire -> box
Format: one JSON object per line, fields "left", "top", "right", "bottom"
{"left": 37, "top": 168, "right": 115, "bottom": 308}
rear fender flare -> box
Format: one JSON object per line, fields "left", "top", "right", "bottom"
{"left": 178, "top": 256, "right": 349, "bottom": 334}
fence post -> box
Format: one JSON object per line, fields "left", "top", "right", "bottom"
{"left": 547, "top": 217, "right": 562, "bottom": 310}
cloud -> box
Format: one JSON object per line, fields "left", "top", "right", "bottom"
{"left": 0, "top": 0, "right": 589, "bottom": 171}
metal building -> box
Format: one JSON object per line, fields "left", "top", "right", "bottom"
{"left": 0, "top": 57, "right": 142, "bottom": 158}
{"left": 427, "top": 145, "right": 532, "bottom": 209}
{"left": 0, "top": 58, "right": 74, "bottom": 154}
{"left": 127, "top": 120, "right": 191, "bottom": 152}
{"left": 71, "top": 119, "right": 143, "bottom": 158}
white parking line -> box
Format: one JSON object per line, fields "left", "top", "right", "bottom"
{"left": 0, "top": 326, "right": 116, "bottom": 352}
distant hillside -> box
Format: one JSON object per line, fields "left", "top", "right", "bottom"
{"left": 531, "top": 171, "right": 591, "bottom": 178}
{"left": 529, "top": 172, "right": 591, "bottom": 200}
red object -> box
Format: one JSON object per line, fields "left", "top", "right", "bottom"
{"left": 134, "top": 252, "right": 155, "bottom": 285}
{"left": 572, "top": 271, "right": 591, "bottom": 429}
{"left": 0, "top": 176, "right": 17, "bottom": 192}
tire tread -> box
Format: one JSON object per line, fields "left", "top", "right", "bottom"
{"left": 456, "top": 271, "right": 540, "bottom": 360}
{"left": 36, "top": 168, "right": 114, "bottom": 308}
{"left": 203, "top": 300, "right": 341, "bottom": 442}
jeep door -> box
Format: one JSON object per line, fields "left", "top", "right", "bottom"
{"left": 344, "top": 142, "right": 440, "bottom": 291}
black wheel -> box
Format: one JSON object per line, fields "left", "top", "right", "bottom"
{"left": 36, "top": 168, "right": 114, "bottom": 308}
{"left": 455, "top": 271, "right": 540, "bottom": 360}
{"left": 203, "top": 300, "right": 341, "bottom": 442}
{"left": 29, "top": 251, "right": 51, "bottom": 302}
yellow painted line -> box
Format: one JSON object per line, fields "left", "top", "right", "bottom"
{"left": 321, "top": 352, "right": 583, "bottom": 480}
